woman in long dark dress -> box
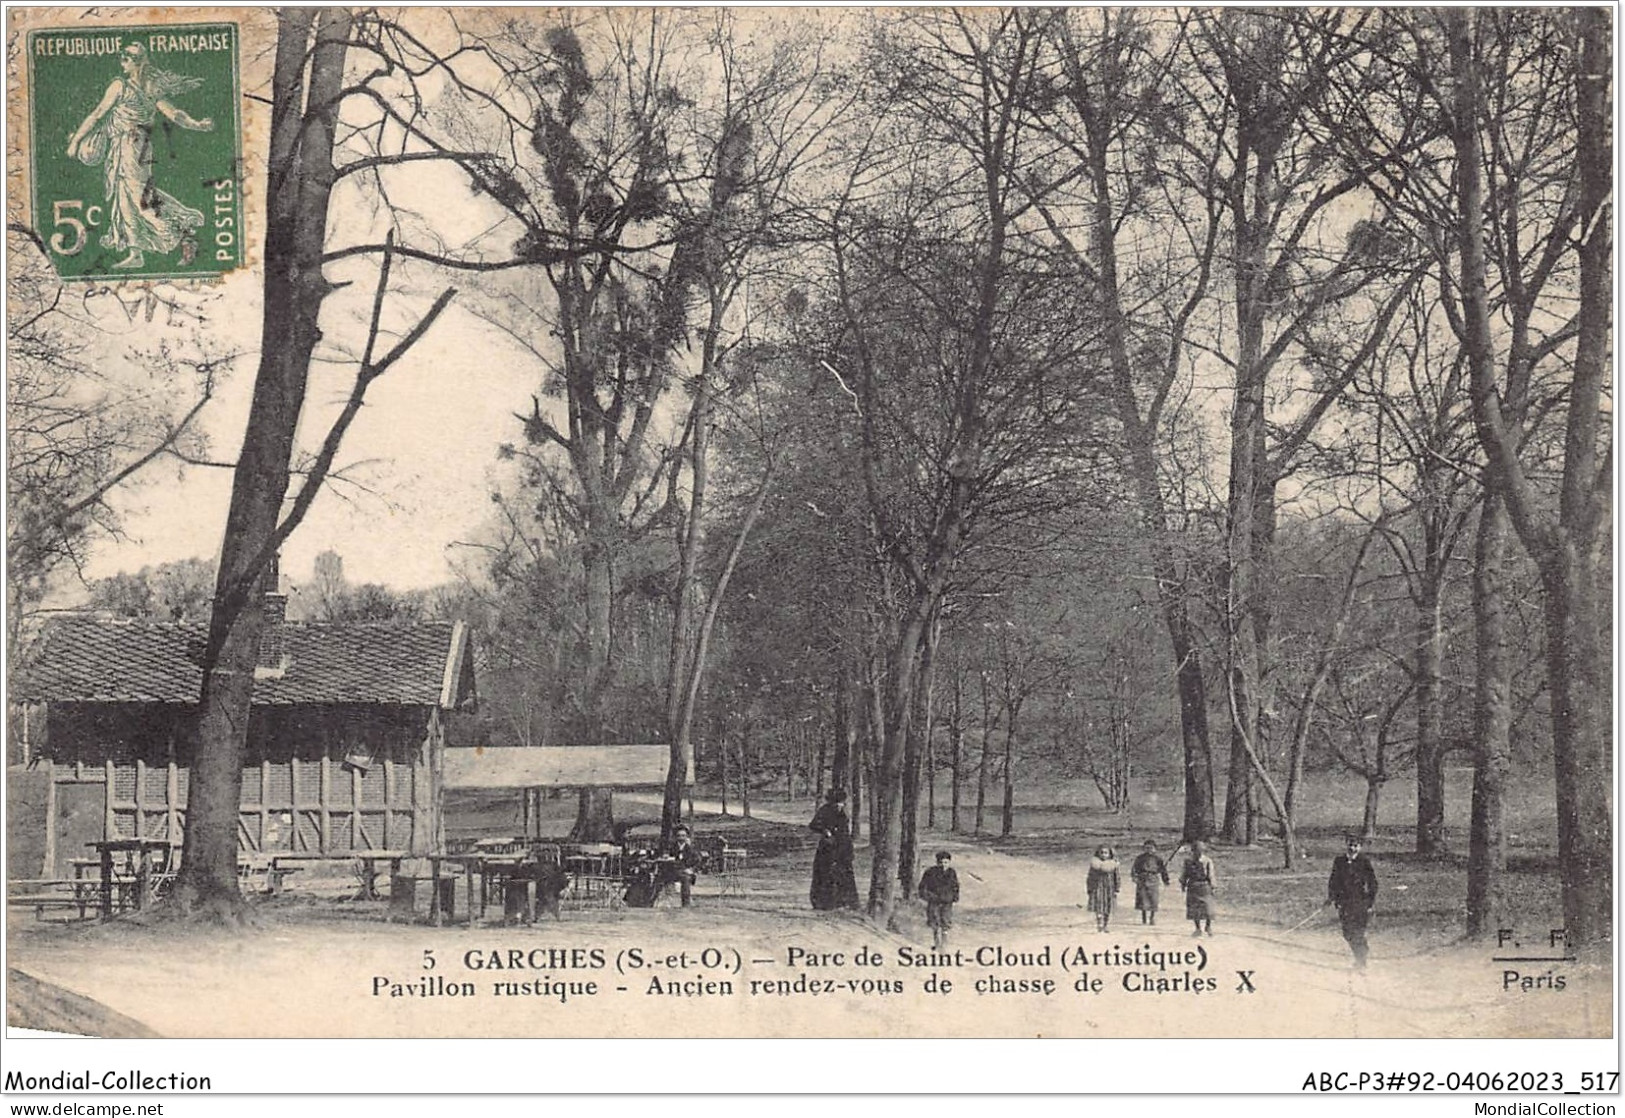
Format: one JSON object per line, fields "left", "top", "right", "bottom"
{"left": 809, "top": 789, "right": 859, "bottom": 910}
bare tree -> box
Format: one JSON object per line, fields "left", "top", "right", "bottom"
{"left": 1328, "top": 668, "right": 1417, "bottom": 839}
{"left": 1315, "top": 7, "right": 1582, "bottom": 933}
{"left": 655, "top": 17, "right": 844, "bottom": 840}
{"left": 821, "top": 10, "right": 1108, "bottom": 925}
{"left": 173, "top": 8, "right": 551, "bottom": 912}
{"left": 1039, "top": 9, "right": 1224, "bottom": 841}
{"left": 6, "top": 233, "right": 220, "bottom": 633}
{"left": 1445, "top": 8, "right": 1612, "bottom": 948}
{"left": 1171, "top": 10, "right": 1422, "bottom": 845}
{"left": 1329, "top": 289, "right": 1483, "bottom": 858}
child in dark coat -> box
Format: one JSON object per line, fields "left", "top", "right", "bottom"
{"left": 1180, "top": 841, "right": 1217, "bottom": 936}
{"left": 918, "top": 851, "right": 961, "bottom": 950}
{"left": 1131, "top": 840, "right": 1170, "bottom": 925}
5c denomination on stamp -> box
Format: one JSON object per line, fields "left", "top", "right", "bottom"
{"left": 27, "top": 23, "right": 242, "bottom": 281}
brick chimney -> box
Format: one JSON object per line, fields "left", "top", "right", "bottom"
{"left": 256, "top": 555, "right": 287, "bottom": 674}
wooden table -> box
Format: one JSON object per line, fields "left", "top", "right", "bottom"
{"left": 474, "top": 855, "right": 541, "bottom": 922}
{"left": 90, "top": 838, "right": 180, "bottom": 918}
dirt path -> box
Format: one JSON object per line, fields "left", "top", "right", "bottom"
{"left": 5, "top": 808, "right": 1609, "bottom": 1040}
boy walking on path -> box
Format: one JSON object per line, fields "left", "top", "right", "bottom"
{"left": 918, "top": 851, "right": 960, "bottom": 950}
{"left": 1326, "top": 836, "right": 1378, "bottom": 968}
{"left": 1131, "top": 840, "right": 1170, "bottom": 925}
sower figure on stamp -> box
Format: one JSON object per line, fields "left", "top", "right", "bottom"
{"left": 1325, "top": 835, "right": 1378, "bottom": 969}
{"left": 66, "top": 42, "right": 214, "bottom": 270}
{"left": 1131, "top": 840, "right": 1170, "bottom": 926}
{"left": 808, "top": 788, "right": 859, "bottom": 910}
{"left": 917, "top": 851, "right": 960, "bottom": 950}
{"left": 1180, "top": 841, "right": 1217, "bottom": 937}
{"left": 1086, "top": 845, "right": 1121, "bottom": 933}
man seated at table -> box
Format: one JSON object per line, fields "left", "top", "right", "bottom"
{"left": 662, "top": 826, "right": 702, "bottom": 908}
{"left": 623, "top": 826, "right": 702, "bottom": 908}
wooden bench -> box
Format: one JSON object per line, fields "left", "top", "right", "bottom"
{"left": 8, "top": 879, "right": 98, "bottom": 922}
{"left": 235, "top": 850, "right": 406, "bottom": 899}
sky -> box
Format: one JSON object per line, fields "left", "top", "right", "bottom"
{"left": 84, "top": 282, "right": 548, "bottom": 594}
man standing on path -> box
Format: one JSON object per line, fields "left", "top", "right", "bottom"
{"left": 1326, "top": 835, "right": 1379, "bottom": 969}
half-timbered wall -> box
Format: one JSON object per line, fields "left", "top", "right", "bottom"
{"left": 41, "top": 702, "right": 441, "bottom": 875}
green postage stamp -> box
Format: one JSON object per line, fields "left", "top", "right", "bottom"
{"left": 27, "top": 23, "right": 242, "bottom": 281}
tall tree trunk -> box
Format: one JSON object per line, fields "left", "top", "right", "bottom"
{"left": 1467, "top": 496, "right": 1511, "bottom": 937}
{"left": 899, "top": 617, "right": 939, "bottom": 898}
{"left": 1542, "top": 550, "right": 1611, "bottom": 948}
{"left": 1170, "top": 616, "right": 1216, "bottom": 841}
{"left": 1000, "top": 706, "right": 1018, "bottom": 837}
{"left": 975, "top": 670, "right": 993, "bottom": 833}
{"left": 865, "top": 662, "right": 889, "bottom": 842}
{"left": 172, "top": 9, "right": 349, "bottom": 916}
{"left": 1221, "top": 388, "right": 1267, "bottom": 845}
{"left": 1075, "top": 54, "right": 1219, "bottom": 844}
{"left": 926, "top": 734, "right": 936, "bottom": 830}
{"left": 1414, "top": 578, "right": 1448, "bottom": 856}
{"left": 867, "top": 606, "right": 931, "bottom": 927}
{"left": 1219, "top": 178, "right": 1271, "bottom": 846}
{"left": 738, "top": 723, "right": 752, "bottom": 820}
{"left": 1543, "top": 9, "right": 1612, "bottom": 950}
{"left": 569, "top": 789, "right": 615, "bottom": 843}
{"left": 1218, "top": 45, "right": 1281, "bottom": 846}
{"left": 661, "top": 354, "right": 710, "bottom": 839}
{"left": 899, "top": 746, "right": 918, "bottom": 897}
{"left": 1362, "top": 777, "right": 1383, "bottom": 840}
{"left": 832, "top": 667, "right": 853, "bottom": 795}
{"left": 719, "top": 722, "right": 730, "bottom": 817}
{"left": 570, "top": 531, "right": 618, "bottom": 842}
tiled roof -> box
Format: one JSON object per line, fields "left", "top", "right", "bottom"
{"left": 13, "top": 616, "right": 470, "bottom": 707}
